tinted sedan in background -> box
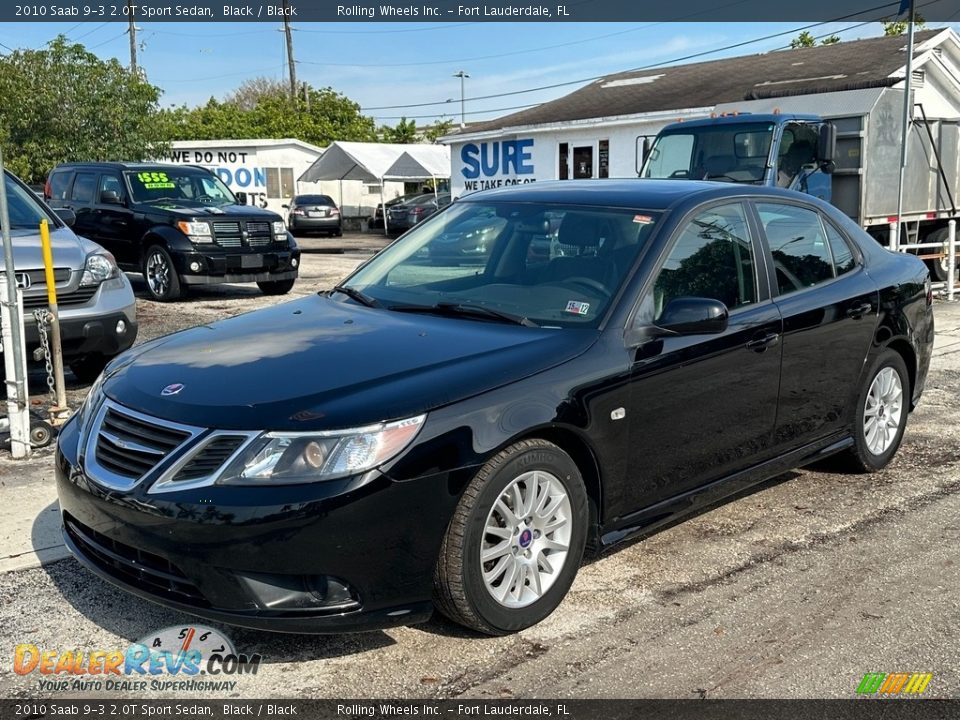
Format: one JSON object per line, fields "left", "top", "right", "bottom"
{"left": 371, "top": 192, "right": 428, "bottom": 229}
{"left": 388, "top": 192, "right": 451, "bottom": 232}
{"left": 285, "top": 194, "right": 342, "bottom": 237}
{"left": 57, "top": 181, "right": 932, "bottom": 636}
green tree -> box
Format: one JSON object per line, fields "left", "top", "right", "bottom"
{"left": 423, "top": 118, "right": 455, "bottom": 143}
{"left": 0, "top": 36, "right": 169, "bottom": 183}
{"left": 821, "top": 35, "right": 841, "bottom": 45}
{"left": 158, "top": 81, "right": 377, "bottom": 146}
{"left": 379, "top": 117, "right": 418, "bottom": 143}
{"left": 883, "top": 16, "right": 925, "bottom": 35}
{"left": 790, "top": 31, "right": 816, "bottom": 48}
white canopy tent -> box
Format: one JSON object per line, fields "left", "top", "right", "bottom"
{"left": 299, "top": 142, "right": 450, "bottom": 234}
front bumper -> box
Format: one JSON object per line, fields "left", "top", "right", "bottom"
{"left": 55, "top": 416, "right": 454, "bottom": 633}
{"left": 171, "top": 247, "right": 301, "bottom": 286}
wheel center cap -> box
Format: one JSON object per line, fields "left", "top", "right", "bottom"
{"left": 518, "top": 528, "right": 533, "bottom": 548}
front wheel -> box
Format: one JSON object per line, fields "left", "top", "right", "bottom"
{"left": 257, "top": 278, "right": 296, "bottom": 295}
{"left": 840, "top": 349, "right": 910, "bottom": 472}
{"left": 143, "top": 245, "right": 182, "bottom": 302}
{"left": 433, "top": 439, "right": 588, "bottom": 635}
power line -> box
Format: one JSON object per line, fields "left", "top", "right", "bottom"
{"left": 372, "top": 103, "right": 541, "bottom": 121}
{"left": 357, "top": 1, "right": 924, "bottom": 112}
{"left": 87, "top": 30, "right": 131, "bottom": 51}
{"left": 71, "top": 22, "right": 109, "bottom": 42}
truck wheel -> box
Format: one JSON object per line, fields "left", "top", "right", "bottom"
{"left": 143, "top": 246, "right": 182, "bottom": 302}
{"left": 433, "top": 439, "right": 588, "bottom": 635}
{"left": 69, "top": 354, "right": 109, "bottom": 384}
{"left": 924, "top": 228, "right": 953, "bottom": 282}
{"left": 257, "top": 279, "right": 296, "bottom": 295}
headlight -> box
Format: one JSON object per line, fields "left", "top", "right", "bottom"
{"left": 217, "top": 414, "right": 426, "bottom": 485}
{"left": 80, "top": 252, "right": 119, "bottom": 286}
{"left": 177, "top": 220, "right": 214, "bottom": 244}
{"left": 272, "top": 221, "right": 286, "bottom": 236}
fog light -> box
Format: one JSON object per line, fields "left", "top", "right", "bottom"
{"left": 236, "top": 572, "right": 359, "bottom": 612}
{"left": 189, "top": 261, "right": 201, "bottom": 272}
{"left": 291, "top": 257, "right": 299, "bottom": 268}
{"left": 115, "top": 320, "right": 127, "bottom": 335}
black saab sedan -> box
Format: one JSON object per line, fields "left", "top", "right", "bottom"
{"left": 56, "top": 181, "right": 934, "bottom": 636}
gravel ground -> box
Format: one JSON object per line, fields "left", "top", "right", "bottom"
{"left": 0, "top": 239, "right": 958, "bottom": 701}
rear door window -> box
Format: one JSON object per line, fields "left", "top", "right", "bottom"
{"left": 757, "top": 202, "right": 835, "bottom": 294}
{"left": 70, "top": 172, "right": 97, "bottom": 204}
{"left": 48, "top": 171, "right": 73, "bottom": 202}
{"left": 824, "top": 220, "right": 857, "bottom": 276}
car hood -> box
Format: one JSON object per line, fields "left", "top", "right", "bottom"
{"left": 140, "top": 202, "right": 280, "bottom": 220}
{"left": 103, "top": 295, "right": 597, "bottom": 431}
{"left": 6, "top": 226, "right": 85, "bottom": 271}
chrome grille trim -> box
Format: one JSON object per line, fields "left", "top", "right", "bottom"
{"left": 83, "top": 399, "right": 205, "bottom": 491}
{"left": 148, "top": 430, "right": 260, "bottom": 495}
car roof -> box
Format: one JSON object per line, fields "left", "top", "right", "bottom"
{"left": 458, "top": 179, "right": 825, "bottom": 211}
{"left": 53, "top": 162, "right": 211, "bottom": 173}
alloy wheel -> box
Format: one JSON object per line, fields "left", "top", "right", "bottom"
{"left": 480, "top": 470, "right": 572, "bottom": 609}
{"left": 146, "top": 251, "right": 171, "bottom": 297}
{"left": 863, "top": 366, "right": 903, "bottom": 455}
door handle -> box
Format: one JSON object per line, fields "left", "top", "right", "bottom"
{"left": 746, "top": 331, "right": 780, "bottom": 352}
{"left": 846, "top": 302, "right": 872, "bottom": 319}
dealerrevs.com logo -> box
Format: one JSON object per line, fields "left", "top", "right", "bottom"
{"left": 14, "top": 625, "right": 262, "bottom": 693}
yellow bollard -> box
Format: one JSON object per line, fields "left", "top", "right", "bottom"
{"left": 38, "top": 219, "right": 68, "bottom": 417}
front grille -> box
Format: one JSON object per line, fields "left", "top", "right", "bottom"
{"left": 173, "top": 435, "right": 246, "bottom": 482}
{"left": 65, "top": 514, "right": 208, "bottom": 606}
{"left": 23, "top": 285, "right": 97, "bottom": 310}
{"left": 95, "top": 406, "right": 191, "bottom": 480}
{"left": 212, "top": 220, "right": 276, "bottom": 249}
{"left": 23, "top": 268, "right": 71, "bottom": 286}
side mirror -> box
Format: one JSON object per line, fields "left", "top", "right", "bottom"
{"left": 281, "top": 204, "right": 289, "bottom": 209}
{"left": 657, "top": 297, "right": 729, "bottom": 335}
{"left": 54, "top": 208, "right": 76, "bottom": 227}
{"left": 234, "top": 191, "right": 248, "bottom": 205}
{"left": 100, "top": 190, "right": 123, "bottom": 205}
{"left": 818, "top": 122, "right": 837, "bottom": 172}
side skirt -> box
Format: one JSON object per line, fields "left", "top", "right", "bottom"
{"left": 598, "top": 434, "right": 854, "bottom": 549}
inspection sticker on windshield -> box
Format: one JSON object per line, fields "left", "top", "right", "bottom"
{"left": 565, "top": 301, "right": 590, "bottom": 316}
{"left": 633, "top": 214, "right": 655, "bottom": 224}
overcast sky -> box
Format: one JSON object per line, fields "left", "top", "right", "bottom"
{"left": 2, "top": 21, "right": 956, "bottom": 126}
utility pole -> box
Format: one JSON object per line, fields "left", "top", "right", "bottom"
{"left": 282, "top": 0, "right": 297, "bottom": 101}
{"left": 303, "top": 82, "right": 310, "bottom": 112}
{"left": 894, "top": 0, "right": 916, "bottom": 251}
{"left": 127, "top": 1, "right": 137, "bottom": 75}
{"left": 453, "top": 70, "right": 470, "bottom": 128}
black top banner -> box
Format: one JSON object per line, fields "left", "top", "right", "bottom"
{"left": 5, "top": 0, "right": 960, "bottom": 22}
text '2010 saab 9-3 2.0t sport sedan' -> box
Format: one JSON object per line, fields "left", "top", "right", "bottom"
{"left": 56, "top": 180, "right": 934, "bottom": 635}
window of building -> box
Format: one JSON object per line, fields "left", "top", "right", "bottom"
{"left": 265, "top": 167, "right": 295, "bottom": 199}
{"left": 558, "top": 143, "right": 569, "bottom": 180}
{"left": 598, "top": 139, "right": 610, "bottom": 179}
{"left": 573, "top": 146, "right": 593, "bottom": 179}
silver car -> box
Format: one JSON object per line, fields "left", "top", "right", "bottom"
{"left": 3, "top": 170, "right": 137, "bottom": 383}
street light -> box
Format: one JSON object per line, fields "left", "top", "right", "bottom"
{"left": 453, "top": 70, "right": 469, "bottom": 128}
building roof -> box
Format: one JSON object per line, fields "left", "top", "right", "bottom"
{"left": 298, "top": 142, "right": 451, "bottom": 183}
{"left": 450, "top": 29, "right": 948, "bottom": 139}
{"left": 170, "top": 138, "right": 325, "bottom": 154}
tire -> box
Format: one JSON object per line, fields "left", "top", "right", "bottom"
{"left": 69, "top": 353, "right": 110, "bottom": 384}
{"left": 840, "top": 349, "right": 911, "bottom": 472}
{"left": 433, "top": 439, "right": 589, "bottom": 635}
{"left": 257, "top": 278, "right": 296, "bottom": 295}
{"left": 142, "top": 245, "right": 182, "bottom": 302}
{"left": 924, "top": 227, "right": 954, "bottom": 282}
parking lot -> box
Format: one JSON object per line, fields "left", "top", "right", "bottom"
{"left": 1, "top": 231, "right": 958, "bottom": 700}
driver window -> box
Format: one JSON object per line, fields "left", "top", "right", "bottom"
{"left": 641, "top": 203, "right": 756, "bottom": 323}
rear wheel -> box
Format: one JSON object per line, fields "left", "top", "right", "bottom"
{"left": 839, "top": 349, "right": 910, "bottom": 472}
{"left": 143, "top": 245, "right": 182, "bottom": 302}
{"left": 257, "top": 278, "right": 296, "bottom": 295}
{"left": 433, "top": 439, "right": 588, "bottom": 635}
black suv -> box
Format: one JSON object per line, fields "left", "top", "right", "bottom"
{"left": 46, "top": 163, "right": 301, "bottom": 301}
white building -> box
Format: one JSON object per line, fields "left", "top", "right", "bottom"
{"left": 162, "top": 138, "right": 405, "bottom": 220}
{"left": 442, "top": 29, "right": 960, "bottom": 197}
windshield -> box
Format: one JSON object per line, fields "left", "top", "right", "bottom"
{"left": 125, "top": 169, "right": 237, "bottom": 205}
{"left": 2, "top": 172, "right": 58, "bottom": 230}
{"left": 643, "top": 122, "right": 774, "bottom": 184}
{"left": 343, "top": 201, "right": 662, "bottom": 328}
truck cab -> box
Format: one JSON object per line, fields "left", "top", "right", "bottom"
{"left": 640, "top": 113, "right": 836, "bottom": 202}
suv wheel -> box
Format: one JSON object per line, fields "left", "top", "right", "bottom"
{"left": 69, "top": 354, "right": 109, "bottom": 384}
{"left": 433, "top": 439, "right": 588, "bottom": 635}
{"left": 257, "top": 279, "right": 296, "bottom": 295}
{"left": 143, "top": 245, "right": 182, "bottom": 302}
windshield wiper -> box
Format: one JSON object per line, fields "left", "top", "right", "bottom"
{"left": 389, "top": 302, "right": 538, "bottom": 327}
{"left": 330, "top": 285, "right": 381, "bottom": 308}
